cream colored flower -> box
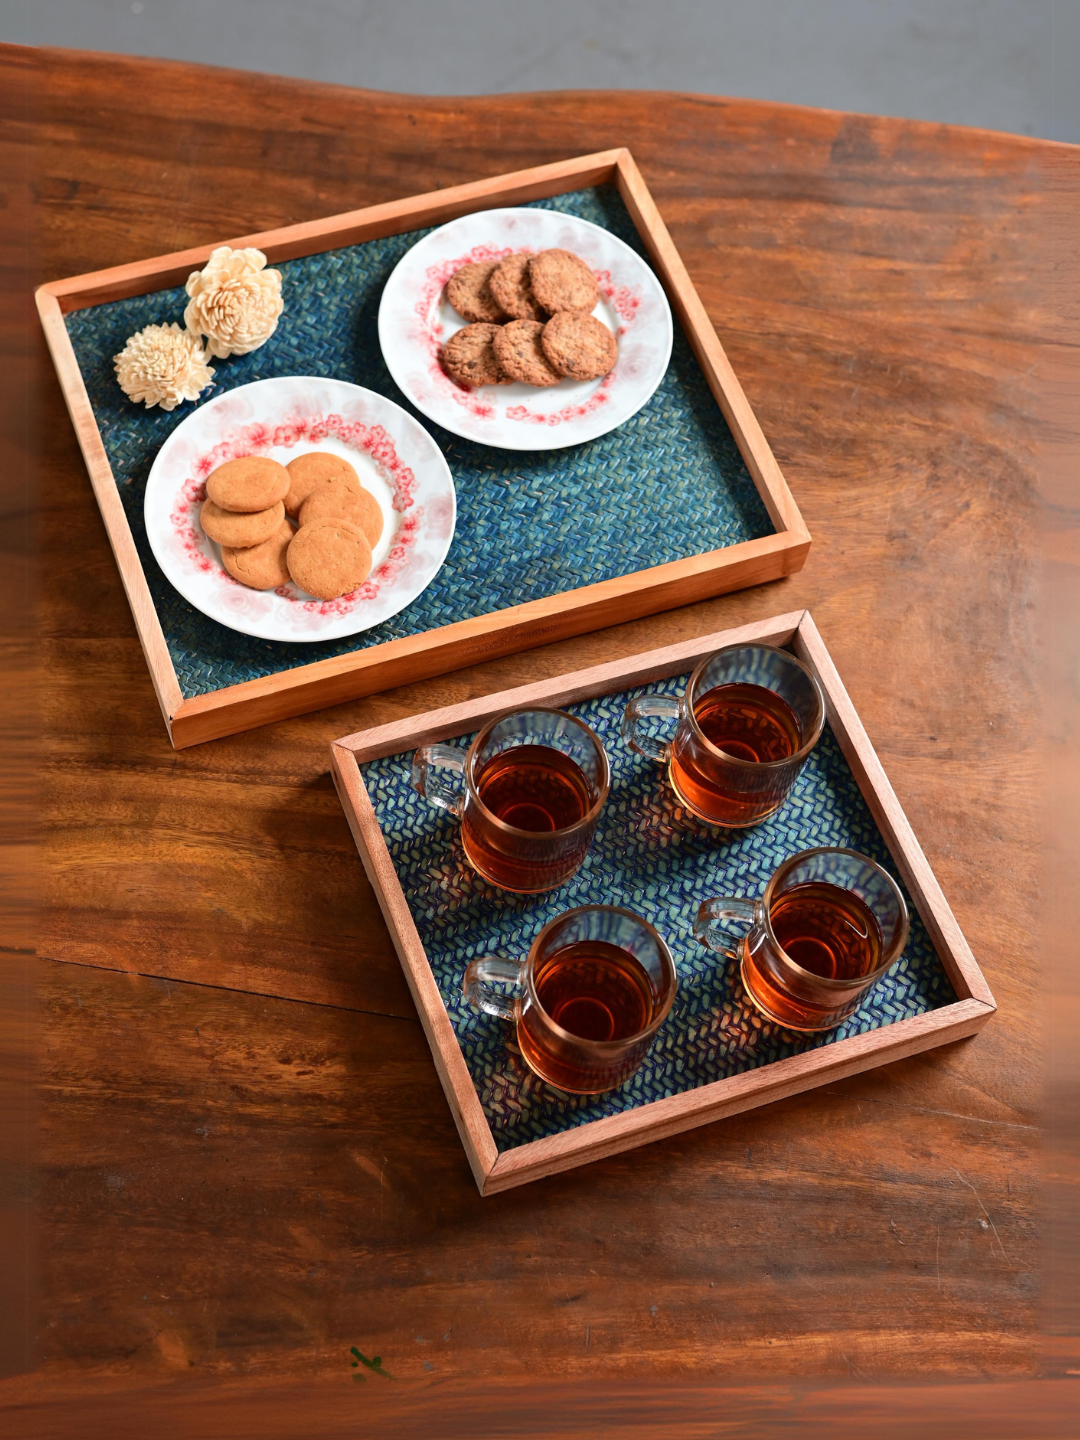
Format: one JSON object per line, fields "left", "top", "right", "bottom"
{"left": 113, "top": 323, "right": 215, "bottom": 411}
{"left": 184, "top": 246, "right": 284, "bottom": 358}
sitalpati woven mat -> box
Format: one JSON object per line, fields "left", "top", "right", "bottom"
{"left": 360, "top": 672, "right": 958, "bottom": 1154}
{"left": 64, "top": 186, "right": 773, "bottom": 700}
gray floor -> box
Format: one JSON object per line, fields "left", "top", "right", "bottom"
{"left": 6, "top": 0, "right": 1078, "bottom": 143}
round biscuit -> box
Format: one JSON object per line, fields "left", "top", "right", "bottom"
{"left": 300, "top": 480, "right": 384, "bottom": 546}
{"left": 492, "top": 319, "right": 563, "bottom": 387}
{"left": 528, "top": 249, "right": 600, "bottom": 315}
{"left": 445, "top": 261, "right": 507, "bottom": 323}
{"left": 205, "top": 456, "right": 290, "bottom": 512}
{"left": 221, "top": 519, "right": 294, "bottom": 590}
{"left": 285, "top": 452, "right": 361, "bottom": 519}
{"left": 201, "top": 498, "right": 284, "bottom": 548}
{"left": 488, "top": 253, "right": 547, "bottom": 321}
{"left": 287, "top": 517, "right": 373, "bottom": 601}
{"left": 442, "top": 323, "right": 510, "bottom": 387}
{"left": 541, "top": 311, "right": 618, "bottom": 381}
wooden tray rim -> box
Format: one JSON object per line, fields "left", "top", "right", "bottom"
{"left": 36, "top": 147, "right": 810, "bottom": 749}
{"left": 329, "top": 608, "right": 996, "bottom": 1196}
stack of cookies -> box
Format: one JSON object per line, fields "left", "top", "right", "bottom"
{"left": 441, "top": 248, "right": 618, "bottom": 389}
{"left": 200, "top": 452, "right": 383, "bottom": 600}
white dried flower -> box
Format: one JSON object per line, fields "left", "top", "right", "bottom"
{"left": 183, "top": 246, "right": 284, "bottom": 358}
{"left": 113, "top": 323, "right": 215, "bottom": 411}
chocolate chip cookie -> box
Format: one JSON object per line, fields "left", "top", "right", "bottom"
{"left": 528, "top": 249, "right": 600, "bottom": 315}
{"left": 541, "top": 311, "right": 618, "bottom": 381}
{"left": 488, "top": 253, "right": 547, "bottom": 321}
{"left": 445, "top": 261, "right": 507, "bottom": 324}
{"left": 442, "top": 322, "right": 510, "bottom": 387}
{"left": 492, "top": 319, "right": 563, "bottom": 387}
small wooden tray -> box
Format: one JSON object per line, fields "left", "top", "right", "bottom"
{"left": 36, "top": 149, "right": 810, "bottom": 748}
{"left": 330, "top": 610, "right": 995, "bottom": 1195}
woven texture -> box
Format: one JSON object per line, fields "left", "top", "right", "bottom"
{"left": 64, "top": 187, "right": 773, "bottom": 699}
{"left": 361, "top": 674, "right": 958, "bottom": 1155}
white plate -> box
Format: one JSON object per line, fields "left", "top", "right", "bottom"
{"left": 144, "top": 376, "right": 456, "bottom": 643}
{"left": 378, "top": 207, "right": 673, "bottom": 451}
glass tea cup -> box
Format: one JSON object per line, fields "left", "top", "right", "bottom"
{"left": 695, "top": 847, "right": 910, "bottom": 1032}
{"left": 411, "top": 708, "right": 610, "bottom": 893}
{"left": 463, "top": 905, "right": 677, "bottom": 1094}
{"left": 621, "top": 643, "right": 825, "bottom": 827}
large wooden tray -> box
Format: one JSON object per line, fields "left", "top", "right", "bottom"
{"left": 330, "top": 610, "right": 995, "bottom": 1195}
{"left": 36, "top": 149, "right": 810, "bottom": 748}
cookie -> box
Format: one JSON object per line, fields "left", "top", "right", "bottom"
{"left": 442, "top": 323, "right": 510, "bottom": 388}
{"left": 541, "top": 311, "right": 618, "bottom": 381}
{"left": 492, "top": 319, "right": 563, "bottom": 387}
{"left": 200, "top": 498, "right": 285, "bottom": 548}
{"left": 286, "top": 517, "right": 373, "bottom": 601}
{"left": 300, "top": 478, "right": 384, "bottom": 547}
{"left": 205, "top": 456, "right": 289, "bottom": 513}
{"left": 221, "top": 519, "right": 294, "bottom": 590}
{"left": 488, "top": 253, "right": 547, "bottom": 321}
{"left": 528, "top": 249, "right": 600, "bottom": 315}
{"left": 445, "top": 261, "right": 507, "bottom": 323}
{"left": 285, "top": 452, "right": 361, "bottom": 520}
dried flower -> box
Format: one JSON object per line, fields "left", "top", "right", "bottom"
{"left": 183, "top": 246, "right": 284, "bottom": 358}
{"left": 113, "top": 323, "right": 215, "bottom": 411}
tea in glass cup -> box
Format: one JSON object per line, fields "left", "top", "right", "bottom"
{"left": 695, "top": 847, "right": 910, "bottom": 1031}
{"left": 411, "top": 708, "right": 610, "bottom": 893}
{"left": 463, "top": 905, "right": 677, "bottom": 1093}
{"left": 621, "top": 644, "right": 825, "bottom": 826}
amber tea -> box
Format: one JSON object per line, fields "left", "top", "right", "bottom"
{"left": 670, "top": 681, "right": 803, "bottom": 826}
{"left": 461, "top": 743, "right": 596, "bottom": 892}
{"left": 743, "top": 880, "right": 885, "bottom": 1030}
{"left": 520, "top": 940, "right": 657, "bottom": 1092}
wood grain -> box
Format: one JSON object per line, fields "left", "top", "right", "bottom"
{"left": 5, "top": 39, "right": 1058, "bottom": 1397}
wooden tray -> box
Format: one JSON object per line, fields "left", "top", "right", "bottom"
{"left": 330, "top": 609, "right": 995, "bottom": 1196}
{"left": 36, "top": 149, "right": 810, "bottom": 748}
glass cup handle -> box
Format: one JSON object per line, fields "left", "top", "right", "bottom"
{"left": 411, "top": 743, "right": 467, "bottom": 817}
{"left": 463, "top": 957, "right": 525, "bottom": 1022}
{"left": 694, "top": 897, "right": 764, "bottom": 957}
{"left": 621, "top": 694, "right": 682, "bottom": 763}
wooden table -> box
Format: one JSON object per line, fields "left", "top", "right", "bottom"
{"left": 2, "top": 41, "right": 1077, "bottom": 1437}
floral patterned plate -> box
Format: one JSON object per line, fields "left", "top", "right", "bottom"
{"left": 144, "top": 376, "right": 456, "bottom": 643}
{"left": 377, "top": 207, "right": 673, "bottom": 451}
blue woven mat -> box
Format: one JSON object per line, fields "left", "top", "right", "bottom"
{"left": 361, "top": 672, "right": 957, "bottom": 1154}
{"left": 64, "top": 186, "right": 773, "bottom": 700}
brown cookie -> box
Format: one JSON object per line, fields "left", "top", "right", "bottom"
{"left": 286, "top": 517, "right": 372, "bottom": 601}
{"left": 221, "top": 519, "right": 294, "bottom": 590}
{"left": 285, "top": 452, "right": 361, "bottom": 519}
{"left": 300, "top": 479, "right": 384, "bottom": 547}
{"left": 488, "top": 253, "right": 547, "bottom": 321}
{"left": 442, "top": 323, "right": 510, "bottom": 387}
{"left": 541, "top": 311, "right": 618, "bottom": 381}
{"left": 492, "top": 319, "right": 563, "bottom": 388}
{"left": 445, "top": 261, "right": 507, "bottom": 323}
{"left": 200, "top": 498, "right": 284, "bottom": 548}
{"left": 528, "top": 249, "right": 600, "bottom": 315}
{"left": 205, "top": 456, "right": 289, "bottom": 513}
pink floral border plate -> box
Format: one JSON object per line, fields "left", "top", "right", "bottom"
{"left": 377, "top": 208, "right": 673, "bottom": 451}
{"left": 144, "top": 376, "right": 456, "bottom": 643}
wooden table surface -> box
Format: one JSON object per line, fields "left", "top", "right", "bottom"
{"left": 3, "top": 40, "right": 1077, "bottom": 1436}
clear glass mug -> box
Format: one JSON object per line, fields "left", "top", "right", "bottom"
{"left": 463, "top": 905, "right": 677, "bottom": 1093}
{"left": 411, "top": 708, "right": 610, "bottom": 893}
{"left": 695, "top": 847, "right": 910, "bottom": 1031}
{"left": 621, "top": 644, "right": 826, "bottom": 826}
